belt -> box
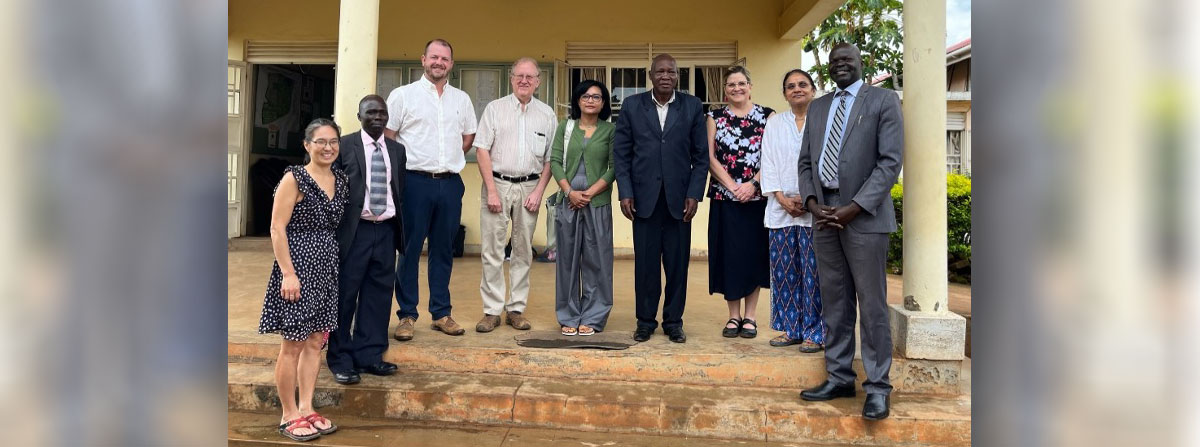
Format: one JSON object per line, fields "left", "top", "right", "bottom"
{"left": 492, "top": 172, "right": 540, "bottom": 183}
{"left": 821, "top": 187, "right": 840, "bottom": 195}
{"left": 407, "top": 170, "right": 457, "bottom": 179}
{"left": 361, "top": 217, "right": 394, "bottom": 225}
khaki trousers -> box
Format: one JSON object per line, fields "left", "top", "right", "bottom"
{"left": 479, "top": 177, "right": 540, "bottom": 315}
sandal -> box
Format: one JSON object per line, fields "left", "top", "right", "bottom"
{"left": 279, "top": 417, "right": 320, "bottom": 442}
{"left": 561, "top": 326, "right": 578, "bottom": 336}
{"left": 798, "top": 340, "right": 825, "bottom": 353}
{"left": 769, "top": 334, "right": 801, "bottom": 347}
{"left": 303, "top": 412, "right": 338, "bottom": 435}
{"left": 739, "top": 319, "right": 758, "bottom": 338}
{"left": 577, "top": 325, "right": 595, "bottom": 336}
{"left": 722, "top": 318, "right": 742, "bottom": 338}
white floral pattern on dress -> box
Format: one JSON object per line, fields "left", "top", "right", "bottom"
{"left": 707, "top": 104, "right": 774, "bottom": 201}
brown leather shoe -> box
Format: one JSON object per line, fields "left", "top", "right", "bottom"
{"left": 393, "top": 317, "right": 415, "bottom": 341}
{"left": 475, "top": 314, "right": 501, "bottom": 333}
{"left": 505, "top": 311, "right": 531, "bottom": 330}
{"left": 431, "top": 316, "right": 465, "bottom": 335}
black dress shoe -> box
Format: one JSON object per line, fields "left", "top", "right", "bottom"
{"left": 333, "top": 371, "right": 360, "bottom": 385}
{"left": 633, "top": 327, "right": 653, "bottom": 342}
{"left": 862, "top": 393, "right": 890, "bottom": 420}
{"left": 799, "top": 380, "right": 856, "bottom": 401}
{"left": 665, "top": 327, "right": 687, "bottom": 343}
{"left": 356, "top": 361, "right": 398, "bottom": 376}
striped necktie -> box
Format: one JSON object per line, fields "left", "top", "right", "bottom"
{"left": 819, "top": 91, "right": 851, "bottom": 186}
{"left": 368, "top": 142, "right": 387, "bottom": 215}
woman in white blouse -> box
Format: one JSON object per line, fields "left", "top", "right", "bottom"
{"left": 759, "top": 69, "right": 826, "bottom": 353}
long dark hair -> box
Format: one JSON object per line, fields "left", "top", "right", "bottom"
{"left": 569, "top": 80, "right": 612, "bottom": 120}
{"left": 302, "top": 118, "right": 341, "bottom": 164}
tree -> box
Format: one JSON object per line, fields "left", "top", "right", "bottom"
{"left": 803, "top": 0, "right": 904, "bottom": 91}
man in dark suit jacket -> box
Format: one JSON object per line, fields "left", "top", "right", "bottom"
{"left": 796, "top": 43, "right": 903, "bottom": 420}
{"left": 613, "top": 54, "right": 708, "bottom": 344}
{"left": 326, "top": 95, "right": 407, "bottom": 385}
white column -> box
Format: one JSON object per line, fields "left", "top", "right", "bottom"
{"left": 332, "top": 0, "right": 380, "bottom": 134}
{"left": 889, "top": 0, "right": 965, "bottom": 361}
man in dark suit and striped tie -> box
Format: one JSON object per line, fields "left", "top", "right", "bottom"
{"left": 796, "top": 43, "right": 903, "bottom": 420}
{"left": 326, "top": 95, "right": 407, "bottom": 385}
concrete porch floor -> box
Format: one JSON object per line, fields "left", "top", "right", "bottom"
{"left": 229, "top": 246, "right": 970, "bottom": 354}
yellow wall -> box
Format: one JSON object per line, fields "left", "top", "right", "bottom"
{"left": 230, "top": 0, "right": 806, "bottom": 252}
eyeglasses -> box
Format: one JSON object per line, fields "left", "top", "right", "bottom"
{"left": 725, "top": 81, "right": 750, "bottom": 89}
{"left": 308, "top": 139, "right": 339, "bottom": 148}
{"left": 785, "top": 81, "right": 811, "bottom": 90}
{"left": 580, "top": 94, "right": 604, "bottom": 103}
{"left": 511, "top": 73, "right": 540, "bottom": 81}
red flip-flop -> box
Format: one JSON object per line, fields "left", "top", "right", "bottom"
{"left": 279, "top": 417, "right": 320, "bottom": 441}
{"left": 303, "top": 412, "right": 338, "bottom": 435}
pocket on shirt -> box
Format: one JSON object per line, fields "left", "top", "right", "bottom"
{"left": 533, "top": 132, "right": 548, "bottom": 151}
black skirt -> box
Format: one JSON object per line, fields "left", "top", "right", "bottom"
{"left": 708, "top": 199, "right": 771, "bottom": 300}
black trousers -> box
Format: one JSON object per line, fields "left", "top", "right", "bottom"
{"left": 632, "top": 190, "right": 691, "bottom": 331}
{"left": 326, "top": 220, "right": 396, "bottom": 374}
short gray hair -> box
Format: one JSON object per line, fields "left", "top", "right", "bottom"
{"left": 510, "top": 57, "right": 540, "bottom": 75}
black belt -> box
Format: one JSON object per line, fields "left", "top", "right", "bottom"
{"left": 407, "top": 170, "right": 457, "bottom": 179}
{"left": 361, "top": 217, "right": 394, "bottom": 225}
{"left": 821, "top": 187, "right": 840, "bottom": 195}
{"left": 492, "top": 172, "right": 540, "bottom": 183}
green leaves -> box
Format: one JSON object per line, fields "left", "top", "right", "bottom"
{"left": 806, "top": 0, "right": 904, "bottom": 90}
{"left": 888, "top": 174, "right": 973, "bottom": 283}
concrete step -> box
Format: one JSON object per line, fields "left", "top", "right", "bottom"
{"left": 229, "top": 332, "right": 961, "bottom": 395}
{"left": 229, "top": 410, "right": 877, "bottom": 447}
{"left": 229, "top": 236, "right": 271, "bottom": 251}
{"left": 228, "top": 363, "right": 970, "bottom": 446}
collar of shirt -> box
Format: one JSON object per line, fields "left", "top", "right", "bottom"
{"left": 418, "top": 73, "right": 454, "bottom": 97}
{"left": 418, "top": 73, "right": 436, "bottom": 91}
{"left": 506, "top": 93, "right": 542, "bottom": 113}
{"left": 651, "top": 91, "right": 677, "bottom": 108}
{"left": 834, "top": 79, "right": 864, "bottom": 98}
{"left": 361, "top": 131, "right": 386, "bottom": 149}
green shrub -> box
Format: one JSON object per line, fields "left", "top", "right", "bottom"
{"left": 887, "top": 174, "right": 972, "bottom": 283}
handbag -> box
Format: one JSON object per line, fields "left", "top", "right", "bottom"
{"left": 547, "top": 119, "right": 575, "bottom": 207}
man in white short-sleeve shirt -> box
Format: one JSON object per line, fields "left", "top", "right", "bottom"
{"left": 471, "top": 57, "right": 556, "bottom": 333}
{"left": 384, "top": 38, "right": 476, "bottom": 340}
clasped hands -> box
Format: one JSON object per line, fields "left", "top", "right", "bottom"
{"left": 727, "top": 181, "right": 758, "bottom": 202}
{"left": 566, "top": 189, "right": 592, "bottom": 210}
{"left": 805, "top": 197, "right": 862, "bottom": 230}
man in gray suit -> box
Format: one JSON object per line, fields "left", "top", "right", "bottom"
{"left": 796, "top": 43, "right": 903, "bottom": 420}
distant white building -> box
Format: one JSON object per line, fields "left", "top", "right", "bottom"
{"left": 873, "top": 38, "right": 972, "bottom": 176}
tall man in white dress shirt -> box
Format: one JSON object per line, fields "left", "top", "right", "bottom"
{"left": 471, "top": 57, "right": 557, "bottom": 333}
{"left": 384, "top": 39, "right": 476, "bottom": 339}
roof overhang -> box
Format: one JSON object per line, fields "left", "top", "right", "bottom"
{"left": 778, "top": 0, "right": 850, "bottom": 40}
{"left": 946, "top": 39, "right": 971, "bottom": 66}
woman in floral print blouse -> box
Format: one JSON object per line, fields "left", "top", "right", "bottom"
{"left": 705, "top": 65, "right": 775, "bottom": 339}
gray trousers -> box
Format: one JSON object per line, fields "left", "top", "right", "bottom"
{"left": 554, "top": 203, "right": 614, "bottom": 330}
{"left": 813, "top": 190, "right": 893, "bottom": 395}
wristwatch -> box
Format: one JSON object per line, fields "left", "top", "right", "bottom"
{"left": 750, "top": 179, "right": 760, "bottom": 190}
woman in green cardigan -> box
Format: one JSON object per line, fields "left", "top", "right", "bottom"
{"left": 550, "top": 80, "right": 616, "bottom": 336}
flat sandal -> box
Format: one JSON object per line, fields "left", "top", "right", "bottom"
{"left": 739, "top": 318, "right": 758, "bottom": 338}
{"left": 722, "top": 318, "right": 742, "bottom": 338}
{"left": 770, "top": 334, "right": 801, "bottom": 347}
